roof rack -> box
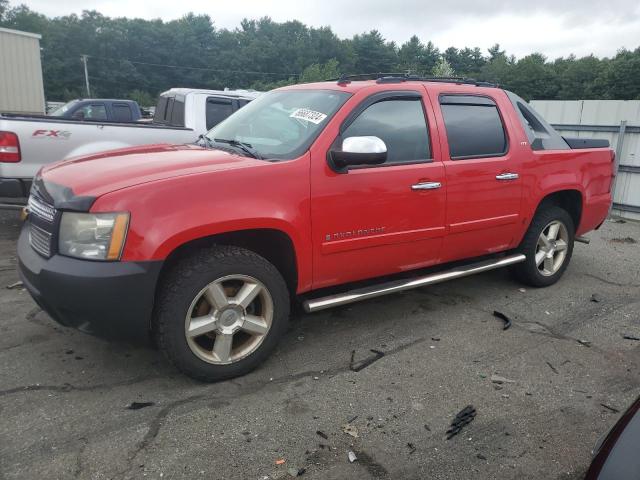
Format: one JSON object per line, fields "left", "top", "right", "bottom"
{"left": 332, "top": 73, "right": 497, "bottom": 88}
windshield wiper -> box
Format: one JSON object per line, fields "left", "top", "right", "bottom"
{"left": 213, "top": 138, "right": 263, "bottom": 160}
{"left": 197, "top": 134, "right": 215, "bottom": 148}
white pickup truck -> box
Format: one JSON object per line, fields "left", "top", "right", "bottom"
{"left": 0, "top": 88, "right": 261, "bottom": 207}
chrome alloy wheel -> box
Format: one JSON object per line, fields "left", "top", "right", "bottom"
{"left": 535, "top": 220, "right": 569, "bottom": 276}
{"left": 184, "top": 275, "right": 274, "bottom": 365}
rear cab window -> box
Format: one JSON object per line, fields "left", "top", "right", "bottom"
{"left": 112, "top": 103, "right": 133, "bottom": 122}
{"left": 439, "top": 95, "right": 507, "bottom": 159}
{"left": 153, "top": 94, "right": 185, "bottom": 127}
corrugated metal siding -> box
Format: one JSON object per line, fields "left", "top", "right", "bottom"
{"left": 0, "top": 28, "right": 45, "bottom": 114}
{"left": 530, "top": 100, "right": 640, "bottom": 221}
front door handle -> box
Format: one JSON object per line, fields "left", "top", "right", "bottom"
{"left": 411, "top": 181, "right": 442, "bottom": 191}
{"left": 496, "top": 173, "right": 519, "bottom": 181}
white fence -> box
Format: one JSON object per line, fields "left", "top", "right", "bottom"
{"left": 530, "top": 100, "right": 640, "bottom": 221}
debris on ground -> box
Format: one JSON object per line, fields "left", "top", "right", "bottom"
{"left": 349, "top": 349, "right": 385, "bottom": 372}
{"left": 5, "top": 280, "right": 23, "bottom": 290}
{"left": 612, "top": 218, "right": 627, "bottom": 224}
{"left": 316, "top": 430, "right": 328, "bottom": 440}
{"left": 491, "top": 374, "right": 516, "bottom": 384}
{"left": 287, "top": 466, "right": 305, "bottom": 477}
{"left": 64, "top": 349, "right": 74, "bottom": 355}
{"left": 493, "top": 310, "right": 512, "bottom": 330}
{"left": 126, "top": 402, "right": 155, "bottom": 410}
{"left": 347, "top": 415, "right": 358, "bottom": 423}
{"left": 546, "top": 362, "right": 559, "bottom": 374}
{"left": 431, "top": 337, "right": 441, "bottom": 341}
{"left": 342, "top": 423, "right": 359, "bottom": 438}
{"left": 623, "top": 334, "right": 640, "bottom": 341}
{"left": 275, "top": 459, "right": 286, "bottom": 465}
{"left": 348, "top": 451, "right": 358, "bottom": 463}
{"left": 407, "top": 442, "right": 416, "bottom": 454}
{"left": 424, "top": 424, "right": 431, "bottom": 431}
{"left": 577, "top": 340, "right": 592, "bottom": 347}
{"left": 600, "top": 403, "right": 620, "bottom": 413}
{"left": 446, "top": 405, "right": 476, "bottom": 440}
{"left": 590, "top": 293, "right": 602, "bottom": 303}
{"left": 610, "top": 236, "right": 637, "bottom": 244}
{"left": 518, "top": 288, "right": 526, "bottom": 293}
{"left": 477, "top": 454, "right": 487, "bottom": 460}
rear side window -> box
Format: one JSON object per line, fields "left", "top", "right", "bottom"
{"left": 170, "top": 97, "right": 185, "bottom": 126}
{"left": 113, "top": 104, "right": 133, "bottom": 122}
{"left": 206, "top": 98, "right": 234, "bottom": 130}
{"left": 440, "top": 95, "right": 507, "bottom": 159}
{"left": 154, "top": 96, "right": 168, "bottom": 123}
{"left": 342, "top": 98, "right": 430, "bottom": 164}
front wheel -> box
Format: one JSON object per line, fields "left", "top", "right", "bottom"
{"left": 155, "top": 245, "right": 290, "bottom": 382}
{"left": 512, "top": 206, "right": 575, "bottom": 287}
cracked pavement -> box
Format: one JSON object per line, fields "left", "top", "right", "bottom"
{"left": 1, "top": 211, "right": 639, "bottom": 479}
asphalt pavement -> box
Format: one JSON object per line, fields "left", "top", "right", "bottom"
{"left": 1, "top": 210, "right": 639, "bottom": 479}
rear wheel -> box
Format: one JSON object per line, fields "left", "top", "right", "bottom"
{"left": 512, "top": 206, "right": 575, "bottom": 287}
{"left": 156, "top": 245, "right": 289, "bottom": 382}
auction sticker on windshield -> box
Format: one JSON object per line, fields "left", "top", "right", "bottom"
{"left": 289, "top": 108, "right": 327, "bottom": 124}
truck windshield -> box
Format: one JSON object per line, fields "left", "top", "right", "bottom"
{"left": 49, "top": 100, "right": 79, "bottom": 117}
{"left": 205, "top": 89, "right": 350, "bottom": 160}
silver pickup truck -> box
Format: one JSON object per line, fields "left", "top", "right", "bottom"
{"left": 0, "top": 88, "right": 260, "bottom": 207}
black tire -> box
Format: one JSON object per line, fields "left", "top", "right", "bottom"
{"left": 155, "top": 245, "right": 290, "bottom": 382}
{"left": 512, "top": 206, "right": 575, "bottom": 287}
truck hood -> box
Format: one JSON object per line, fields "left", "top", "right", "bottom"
{"left": 38, "top": 143, "right": 266, "bottom": 209}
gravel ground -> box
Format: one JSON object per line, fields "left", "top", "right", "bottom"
{"left": 1, "top": 210, "right": 639, "bottom": 480}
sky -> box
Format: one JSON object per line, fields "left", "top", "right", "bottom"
{"left": 19, "top": 0, "right": 640, "bottom": 59}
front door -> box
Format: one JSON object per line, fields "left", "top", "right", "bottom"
{"left": 310, "top": 89, "right": 447, "bottom": 289}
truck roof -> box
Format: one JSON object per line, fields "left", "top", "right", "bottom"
{"left": 161, "top": 88, "right": 262, "bottom": 100}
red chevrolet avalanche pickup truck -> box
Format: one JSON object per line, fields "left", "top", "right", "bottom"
{"left": 17, "top": 75, "right": 614, "bottom": 381}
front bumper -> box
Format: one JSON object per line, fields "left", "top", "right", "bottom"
{"left": 17, "top": 226, "right": 162, "bottom": 344}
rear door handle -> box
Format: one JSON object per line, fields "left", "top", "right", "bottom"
{"left": 411, "top": 181, "right": 442, "bottom": 190}
{"left": 496, "top": 173, "right": 519, "bottom": 181}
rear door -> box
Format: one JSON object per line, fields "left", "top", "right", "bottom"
{"left": 310, "top": 88, "right": 446, "bottom": 289}
{"left": 429, "top": 88, "right": 523, "bottom": 262}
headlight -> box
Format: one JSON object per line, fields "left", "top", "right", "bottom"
{"left": 59, "top": 212, "right": 129, "bottom": 261}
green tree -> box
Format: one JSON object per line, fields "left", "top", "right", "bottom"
{"left": 432, "top": 57, "right": 455, "bottom": 77}
{"left": 350, "top": 30, "right": 398, "bottom": 73}
{"left": 299, "top": 59, "right": 340, "bottom": 83}
{"left": 397, "top": 36, "right": 440, "bottom": 75}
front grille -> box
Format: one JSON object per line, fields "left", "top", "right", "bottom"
{"left": 29, "top": 222, "right": 53, "bottom": 258}
{"left": 28, "top": 194, "right": 56, "bottom": 223}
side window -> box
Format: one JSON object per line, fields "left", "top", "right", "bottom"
{"left": 170, "top": 97, "right": 185, "bottom": 127}
{"left": 112, "top": 104, "right": 133, "bottom": 122}
{"left": 206, "top": 98, "right": 234, "bottom": 130}
{"left": 342, "top": 98, "right": 430, "bottom": 164}
{"left": 75, "top": 104, "right": 107, "bottom": 120}
{"left": 154, "top": 96, "right": 168, "bottom": 123}
{"left": 439, "top": 95, "right": 507, "bottom": 159}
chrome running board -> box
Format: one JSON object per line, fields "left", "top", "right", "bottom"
{"left": 303, "top": 254, "right": 526, "bottom": 313}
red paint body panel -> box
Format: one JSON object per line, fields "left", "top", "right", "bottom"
{"left": 38, "top": 80, "right": 613, "bottom": 296}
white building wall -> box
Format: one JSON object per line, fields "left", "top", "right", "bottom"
{"left": 0, "top": 27, "right": 45, "bottom": 115}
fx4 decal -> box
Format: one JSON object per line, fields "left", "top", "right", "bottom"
{"left": 32, "top": 129, "right": 71, "bottom": 139}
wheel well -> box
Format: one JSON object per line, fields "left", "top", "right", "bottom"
{"left": 160, "top": 229, "right": 298, "bottom": 294}
{"left": 537, "top": 190, "right": 582, "bottom": 231}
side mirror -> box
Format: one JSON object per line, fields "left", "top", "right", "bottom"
{"left": 329, "top": 136, "right": 387, "bottom": 172}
